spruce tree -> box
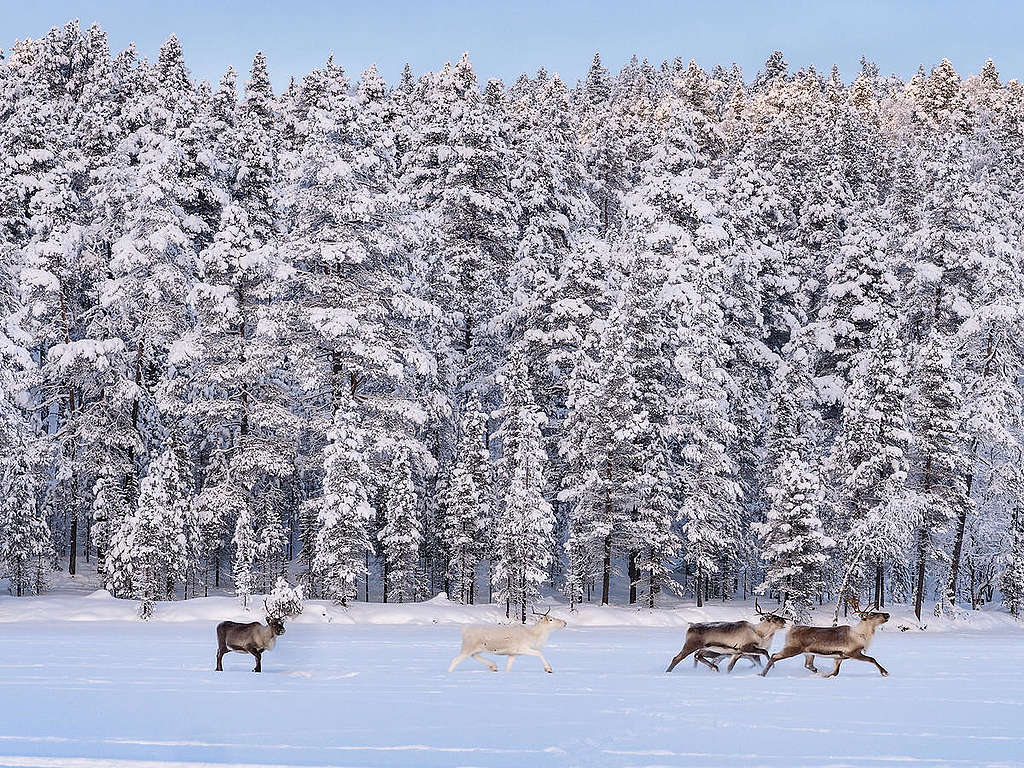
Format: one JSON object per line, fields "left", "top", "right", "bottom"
{"left": 910, "top": 332, "right": 970, "bottom": 618}
{"left": 755, "top": 452, "right": 833, "bottom": 619}
{"left": 310, "top": 394, "right": 374, "bottom": 603}
{"left": 232, "top": 503, "right": 258, "bottom": 607}
{"left": 441, "top": 391, "right": 490, "bottom": 603}
{"left": 0, "top": 451, "right": 53, "bottom": 596}
{"left": 493, "top": 346, "right": 554, "bottom": 621}
{"left": 378, "top": 449, "right": 422, "bottom": 602}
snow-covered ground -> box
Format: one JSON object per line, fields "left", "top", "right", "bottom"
{"left": 2, "top": 595, "right": 1023, "bottom": 768}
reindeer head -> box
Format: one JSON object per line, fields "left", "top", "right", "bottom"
{"left": 847, "top": 595, "right": 890, "bottom": 627}
{"left": 532, "top": 607, "right": 567, "bottom": 630}
{"left": 754, "top": 598, "right": 788, "bottom": 631}
{"left": 264, "top": 600, "right": 288, "bottom": 636}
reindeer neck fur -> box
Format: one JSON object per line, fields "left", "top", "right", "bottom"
{"left": 530, "top": 619, "right": 558, "bottom": 642}
{"left": 754, "top": 618, "right": 784, "bottom": 642}
{"left": 850, "top": 617, "right": 883, "bottom": 648}
{"left": 251, "top": 621, "right": 278, "bottom": 650}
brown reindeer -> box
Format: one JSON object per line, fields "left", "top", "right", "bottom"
{"left": 215, "top": 600, "right": 288, "bottom": 673}
{"left": 666, "top": 601, "right": 787, "bottom": 673}
{"left": 760, "top": 596, "right": 890, "bottom": 678}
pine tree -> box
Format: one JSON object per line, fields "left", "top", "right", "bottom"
{"left": 1002, "top": 505, "right": 1024, "bottom": 617}
{"left": 0, "top": 451, "right": 53, "bottom": 596}
{"left": 561, "top": 307, "right": 640, "bottom": 607}
{"left": 310, "top": 394, "right": 374, "bottom": 603}
{"left": 831, "top": 320, "right": 912, "bottom": 609}
{"left": 633, "top": 442, "right": 681, "bottom": 607}
{"left": 231, "top": 503, "right": 258, "bottom": 607}
{"left": 442, "top": 391, "right": 490, "bottom": 603}
{"left": 378, "top": 449, "right": 422, "bottom": 602}
{"left": 755, "top": 452, "right": 833, "bottom": 619}
{"left": 493, "top": 346, "right": 554, "bottom": 621}
{"left": 107, "top": 449, "right": 189, "bottom": 613}
{"left": 910, "top": 332, "right": 970, "bottom": 618}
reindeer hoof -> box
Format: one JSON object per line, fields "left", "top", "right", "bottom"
{"left": 881, "top": 670, "right": 889, "bottom": 677}
{"left": 546, "top": 668, "right": 553, "bottom": 674}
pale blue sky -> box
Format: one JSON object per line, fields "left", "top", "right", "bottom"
{"left": 2, "top": 1, "right": 1019, "bottom": 90}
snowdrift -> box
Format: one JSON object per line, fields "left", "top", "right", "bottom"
{"left": 2, "top": 588, "right": 1021, "bottom": 632}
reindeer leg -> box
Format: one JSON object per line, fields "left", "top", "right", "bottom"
{"left": 215, "top": 626, "right": 228, "bottom": 671}
{"left": 730, "top": 643, "right": 764, "bottom": 673}
{"left": 850, "top": 650, "right": 889, "bottom": 677}
{"left": 821, "top": 657, "right": 844, "bottom": 677}
{"left": 520, "top": 648, "right": 553, "bottom": 673}
{"left": 760, "top": 645, "right": 801, "bottom": 677}
{"left": 505, "top": 655, "right": 516, "bottom": 672}
{"left": 694, "top": 650, "right": 717, "bottom": 668}
{"left": 448, "top": 652, "right": 470, "bottom": 672}
{"left": 471, "top": 653, "right": 498, "bottom": 671}
{"left": 666, "top": 640, "right": 700, "bottom": 672}
{"left": 804, "top": 654, "right": 819, "bottom": 674}
{"left": 252, "top": 650, "right": 262, "bottom": 673}
{"left": 695, "top": 652, "right": 720, "bottom": 672}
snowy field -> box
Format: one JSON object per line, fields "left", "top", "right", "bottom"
{"left": 2, "top": 597, "right": 1024, "bottom": 767}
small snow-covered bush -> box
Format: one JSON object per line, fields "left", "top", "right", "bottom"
{"left": 266, "top": 577, "right": 304, "bottom": 620}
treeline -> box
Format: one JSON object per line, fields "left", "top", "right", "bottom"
{"left": 1, "top": 21, "right": 1023, "bottom": 621}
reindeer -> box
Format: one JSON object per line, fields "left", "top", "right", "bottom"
{"left": 759, "top": 596, "right": 890, "bottom": 678}
{"left": 449, "top": 608, "right": 567, "bottom": 673}
{"left": 666, "top": 601, "right": 787, "bottom": 673}
{"left": 215, "top": 600, "right": 288, "bottom": 673}
{"left": 693, "top": 648, "right": 765, "bottom": 671}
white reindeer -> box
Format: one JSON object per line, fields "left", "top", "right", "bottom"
{"left": 448, "top": 609, "right": 567, "bottom": 673}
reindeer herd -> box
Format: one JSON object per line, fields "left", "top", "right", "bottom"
{"left": 665, "top": 597, "right": 891, "bottom": 678}
{"left": 213, "top": 598, "right": 891, "bottom": 678}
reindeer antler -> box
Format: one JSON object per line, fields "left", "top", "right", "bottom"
{"left": 755, "top": 598, "right": 764, "bottom": 616}
{"left": 846, "top": 594, "right": 877, "bottom": 619}
{"left": 264, "top": 598, "right": 281, "bottom": 622}
{"left": 532, "top": 607, "right": 551, "bottom": 618}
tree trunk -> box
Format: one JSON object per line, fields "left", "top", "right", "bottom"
{"left": 68, "top": 513, "right": 78, "bottom": 576}
{"left": 601, "top": 532, "right": 612, "bottom": 605}
{"left": 648, "top": 557, "right": 656, "bottom": 609}
{"left": 946, "top": 466, "right": 974, "bottom": 606}
{"left": 696, "top": 572, "right": 704, "bottom": 608}
{"left": 916, "top": 455, "right": 934, "bottom": 619}
{"left": 520, "top": 570, "right": 527, "bottom": 624}
{"left": 873, "top": 562, "right": 883, "bottom": 607}
{"left": 914, "top": 529, "right": 927, "bottom": 620}
{"left": 67, "top": 387, "right": 78, "bottom": 576}
{"left": 601, "top": 488, "right": 612, "bottom": 605}
{"left": 950, "top": 333, "right": 993, "bottom": 604}
{"left": 628, "top": 551, "right": 638, "bottom": 604}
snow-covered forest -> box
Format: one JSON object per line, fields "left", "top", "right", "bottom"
{"left": 2, "top": 20, "right": 1023, "bottom": 622}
